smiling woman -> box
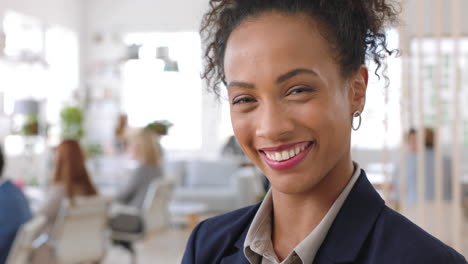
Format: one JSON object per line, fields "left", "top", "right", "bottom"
{"left": 182, "top": 0, "right": 467, "bottom": 263}
{"left": 224, "top": 12, "right": 364, "bottom": 199}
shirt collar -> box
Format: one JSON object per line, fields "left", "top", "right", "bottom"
{"left": 295, "top": 162, "right": 361, "bottom": 262}
{"left": 244, "top": 187, "right": 274, "bottom": 262}
{"left": 244, "top": 162, "right": 362, "bottom": 263}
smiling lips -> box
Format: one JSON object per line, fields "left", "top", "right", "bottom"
{"left": 259, "top": 141, "right": 314, "bottom": 171}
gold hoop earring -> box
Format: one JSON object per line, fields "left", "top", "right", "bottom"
{"left": 352, "top": 111, "right": 362, "bottom": 131}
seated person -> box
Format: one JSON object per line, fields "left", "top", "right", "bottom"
{"left": 221, "top": 135, "right": 245, "bottom": 158}
{"left": 114, "top": 128, "right": 163, "bottom": 209}
{"left": 114, "top": 113, "right": 128, "bottom": 155}
{"left": 109, "top": 128, "right": 163, "bottom": 251}
{"left": 32, "top": 140, "right": 98, "bottom": 264}
{"left": 0, "top": 145, "right": 32, "bottom": 263}
{"left": 395, "top": 128, "right": 452, "bottom": 204}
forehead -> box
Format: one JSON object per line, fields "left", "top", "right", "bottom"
{"left": 223, "top": 12, "right": 338, "bottom": 81}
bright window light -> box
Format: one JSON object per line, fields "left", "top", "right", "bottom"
{"left": 0, "top": 10, "right": 79, "bottom": 127}
{"left": 44, "top": 26, "right": 80, "bottom": 124}
{"left": 122, "top": 32, "right": 203, "bottom": 150}
{"left": 3, "top": 10, "right": 43, "bottom": 57}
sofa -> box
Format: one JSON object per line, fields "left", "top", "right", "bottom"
{"left": 165, "top": 159, "right": 264, "bottom": 213}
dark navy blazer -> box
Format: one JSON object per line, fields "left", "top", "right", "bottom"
{"left": 0, "top": 180, "right": 32, "bottom": 264}
{"left": 182, "top": 170, "right": 467, "bottom": 264}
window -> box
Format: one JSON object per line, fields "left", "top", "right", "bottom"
{"left": 3, "top": 10, "right": 43, "bottom": 58}
{"left": 44, "top": 25, "right": 79, "bottom": 124}
{"left": 409, "top": 37, "right": 468, "bottom": 146}
{"left": 122, "top": 32, "right": 203, "bottom": 150}
{"left": 0, "top": 10, "right": 79, "bottom": 142}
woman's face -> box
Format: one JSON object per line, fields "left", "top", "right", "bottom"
{"left": 224, "top": 12, "right": 367, "bottom": 195}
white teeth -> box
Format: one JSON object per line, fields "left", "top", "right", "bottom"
{"left": 275, "top": 152, "right": 282, "bottom": 161}
{"left": 295, "top": 146, "right": 301, "bottom": 156}
{"left": 264, "top": 143, "right": 312, "bottom": 162}
{"left": 267, "top": 153, "right": 274, "bottom": 160}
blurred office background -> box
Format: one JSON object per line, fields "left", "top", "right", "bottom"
{"left": 0, "top": 0, "right": 466, "bottom": 262}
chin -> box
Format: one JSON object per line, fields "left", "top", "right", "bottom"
{"left": 268, "top": 170, "right": 325, "bottom": 195}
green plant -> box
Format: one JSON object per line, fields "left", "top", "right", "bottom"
{"left": 21, "top": 115, "right": 39, "bottom": 136}
{"left": 145, "top": 120, "right": 173, "bottom": 136}
{"left": 60, "top": 106, "right": 84, "bottom": 139}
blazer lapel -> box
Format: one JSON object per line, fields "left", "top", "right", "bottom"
{"left": 220, "top": 220, "right": 251, "bottom": 264}
{"left": 314, "top": 170, "right": 385, "bottom": 264}
{"left": 220, "top": 251, "right": 250, "bottom": 264}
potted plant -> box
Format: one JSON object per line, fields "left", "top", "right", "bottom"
{"left": 145, "top": 120, "right": 173, "bottom": 136}
{"left": 60, "top": 106, "right": 84, "bottom": 140}
{"left": 21, "top": 114, "right": 39, "bottom": 136}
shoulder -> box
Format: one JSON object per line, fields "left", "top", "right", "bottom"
{"left": 135, "top": 164, "right": 159, "bottom": 176}
{"left": 370, "top": 206, "right": 466, "bottom": 263}
{"left": 136, "top": 165, "right": 162, "bottom": 183}
{"left": 0, "top": 180, "right": 18, "bottom": 190}
{"left": 0, "top": 181, "right": 31, "bottom": 222}
{"left": 0, "top": 180, "right": 28, "bottom": 202}
{"left": 0, "top": 180, "right": 16, "bottom": 194}
{"left": 182, "top": 203, "right": 260, "bottom": 263}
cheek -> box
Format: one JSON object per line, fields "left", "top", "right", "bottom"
{"left": 320, "top": 102, "right": 352, "bottom": 149}
{"left": 230, "top": 111, "right": 255, "bottom": 154}
{"left": 297, "top": 98, "right": 350, "bottom": 141}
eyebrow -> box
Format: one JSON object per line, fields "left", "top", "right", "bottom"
{"left": 276, "top": 68, "right": 318, "bottom": 84}
{"left": 227, "top": 68, "right": 318, "bottom": 89}
{"left": 227, "top": 81, "right": 255, "bottom": 89}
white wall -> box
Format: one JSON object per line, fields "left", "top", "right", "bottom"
{"left": 82, "top": 0, "right": 208, "bottom": 33}
{"left": 80, "top": 0, "right": 209, "bottom": 63}
{"left": 0, "top": 0, "right": 82, "bottom": 32}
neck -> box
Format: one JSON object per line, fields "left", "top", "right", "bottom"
{"left": 271, "top": 159, "right": 355, "bottom": 260}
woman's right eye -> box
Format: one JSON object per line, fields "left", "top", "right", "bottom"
{"left": 232, "top": 96, "right": 256, "bottom": 105}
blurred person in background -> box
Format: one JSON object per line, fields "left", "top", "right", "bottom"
{"left": 398, "top": 128, "right": 452, "bottom": 204}
{"left": 32, "top": 140, "right": 98, "bottom": 264}
{"left": 114, "top": 113, "right": 128, "bottom": 155}
{"left": 114, "top": 128, "right": 163, "bottom": 208}
{"left": 0, "top": 145, "right": 32, "bottom": 263}
{"left": 110, "top": 128, "right": 163, "bottom": 253}
{"left": 222, "top": 135, "right": 245, "bottom": 158}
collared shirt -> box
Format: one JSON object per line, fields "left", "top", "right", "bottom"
{"left": 244, "top": 162, "right": 362, "bottom": 264}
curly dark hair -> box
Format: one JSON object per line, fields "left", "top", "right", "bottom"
{"left": 200, "top": 0, "right": 400, "bottom": 97}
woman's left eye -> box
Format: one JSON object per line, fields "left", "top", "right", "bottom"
{"left": 287, "top": 86, "right": 314, "bottom": 96}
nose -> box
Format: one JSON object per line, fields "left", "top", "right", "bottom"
{"left": 255, "top": 101, "right": 295, "bottom": 141}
